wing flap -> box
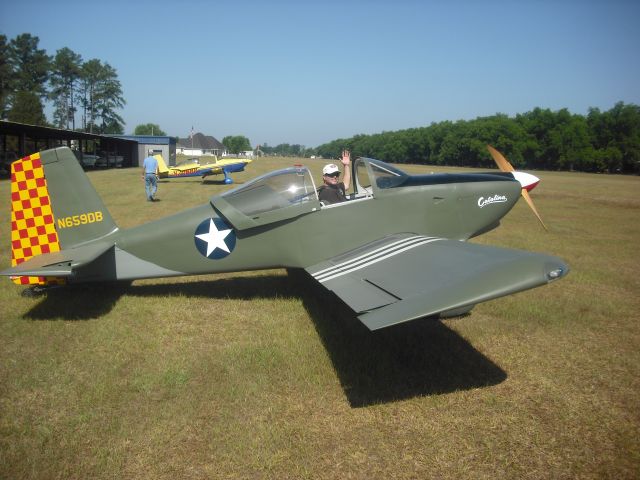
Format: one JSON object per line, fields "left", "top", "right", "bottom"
{"left": 306, "top": 234, "right": 568, "bottom": 330}
{"left": 320, "top": 275, "right": 400, "bottom": 312}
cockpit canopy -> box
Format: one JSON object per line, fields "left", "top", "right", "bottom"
{"left": 222, "top": 166, "right": 318, "bottom": 215}
{"left": 176, "top": 157, "right": 200, "bottom": 167}
{"left": 210, "top": 158, "right": 414, "bottom": 230}
{"left": 211, "top": 165, "right": 320, "bottom": 230}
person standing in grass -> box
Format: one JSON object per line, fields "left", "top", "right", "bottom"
{"left": 318, "top": 149, "right": 351, "bottom": 205}
{"left": 141, "top": 149, "right": 159, "bottom": 202}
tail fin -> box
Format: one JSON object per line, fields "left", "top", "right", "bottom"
{"left": 9, "top": 148, "right": 118, "bottom": 285}
{"left": 155, "top": 154, "right": 169, "bottom": 175}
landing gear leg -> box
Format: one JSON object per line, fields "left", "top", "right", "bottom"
{"left": 20, "top": 284, "right": 64, "bottom": 298}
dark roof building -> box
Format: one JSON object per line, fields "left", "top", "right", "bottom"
{"left": 176, "top": 133, "right": 226, "bottom": 156}
{"left": 0, "top": 120, "right": 138, "bottom": 171}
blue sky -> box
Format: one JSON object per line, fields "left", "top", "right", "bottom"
{"left": 2, "top": 0, "right": 639, "bottom": 147}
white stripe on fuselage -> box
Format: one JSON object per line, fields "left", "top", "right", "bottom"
{"left": 313, "top": 235, "right": 442, "bottom": 283}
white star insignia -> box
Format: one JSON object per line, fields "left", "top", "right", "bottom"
{"left": 195, "top": 219, "right": 232, "bottom": 257}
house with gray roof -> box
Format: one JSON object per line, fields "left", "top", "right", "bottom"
{"left": 176, "top": 133, "right": 227, "bottom": 156}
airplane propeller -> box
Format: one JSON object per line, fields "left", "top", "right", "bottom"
{"left": 487, "top": 145, "right": 548, "bottom": 231}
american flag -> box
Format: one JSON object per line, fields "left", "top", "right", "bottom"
{"left": 190, "top": 126, "right": 194, "bottom": 139}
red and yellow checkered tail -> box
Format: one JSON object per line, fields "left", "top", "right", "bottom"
{"left": 10, "top": 152, "right": 66, "bottom": 286}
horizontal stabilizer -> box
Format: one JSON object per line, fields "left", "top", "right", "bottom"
{"left": 1, "top": 242, "right": 113, "bottom": 279}
{"left": 306, "top": 234, "right": 569, "bottom": 330}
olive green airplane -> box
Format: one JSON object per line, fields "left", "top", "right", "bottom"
{"left": 3, "top": 145, "right": 568, "bottom": 330}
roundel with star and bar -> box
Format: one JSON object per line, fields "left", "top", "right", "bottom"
{"left": 194, "top": 217, "right": 236, "bottom": 259}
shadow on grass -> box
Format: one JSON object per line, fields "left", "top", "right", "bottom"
{"left": 202, "top": 178, "right": 243, "bottom": 185}
{"left": 158, "top": 179, "right": 201, "bottom": 184}
{"left": 23, "top": 283, "right": 130, "bottom": 320}
{"left": 22, "top": 272, "right": 506, "bottom": 405}
{"left": 22, "top": 275, "right": 291, "bottom": 321}
{"left": 289, "top": 270, "right": 507, "bottom": 407}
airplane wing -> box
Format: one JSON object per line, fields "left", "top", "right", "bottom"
{"left": 201, "top": 165, "right": 222, "bottom": 174}
{"left": 221, "top": 161, "right": 249, "bottom": 173}
{"left": 305, "top": 233, "right": 568, "bottom": 330}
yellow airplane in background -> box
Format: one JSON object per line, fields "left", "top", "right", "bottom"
{"left": 155, "top": 154, "right": 252, "bottom": 184}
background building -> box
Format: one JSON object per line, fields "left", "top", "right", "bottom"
{"left": 111, "top": 135, "right": 177, "bottom": 166}
{"left": 0, "top": 121, "right": 182, "bottom": 176}
{"left": 176, "top": 133, "right": 226, "bottom": 157}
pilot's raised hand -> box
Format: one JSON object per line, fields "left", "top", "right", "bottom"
{"left": 341, "top": 149, "right": 351, "bottom": 166}
{"left": 341, "top": 150, "right": 352, "bottom": 191}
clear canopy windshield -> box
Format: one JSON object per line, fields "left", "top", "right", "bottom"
{"left": 176, "top": 157, "right": 200, "bottom": 167}
{"left": 221, "top": 166, "right": 318, "bottom": 216}
{"left": 368, "top": 159, "right": 409, "bottom": 189}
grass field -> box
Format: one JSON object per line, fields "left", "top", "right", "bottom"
{"left": 1, "top": 157, "right": 639, "bottom": 479}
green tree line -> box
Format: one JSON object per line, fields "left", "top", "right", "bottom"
{"left": 222, "top": 135, "right": 252, "bottom": 154}
{"left": 1, "top": 33, "right": 125, "bottom": 134}
{"left": 260, "top": 143, "right": 308, "bottom": 157}
{"left": 314, "top": 103, "right": 640, "bottom": 174}
{"left": 134, "top": 124, "right": 167, "bottom": 136}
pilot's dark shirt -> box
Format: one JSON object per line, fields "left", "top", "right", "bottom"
{"left": 318, "top": 182, "right": 347, "bottom": 205}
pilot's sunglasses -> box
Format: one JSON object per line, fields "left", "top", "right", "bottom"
{"left": 325, "top": 172, "right": 340, "bottom": 178}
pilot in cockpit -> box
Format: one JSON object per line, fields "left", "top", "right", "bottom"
{"left": 318, "top": 150, "right": 351, "bottom": 205}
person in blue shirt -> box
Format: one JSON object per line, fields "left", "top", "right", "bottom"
{"left": 141, "top": 149, "right": 159, "bottom": 201}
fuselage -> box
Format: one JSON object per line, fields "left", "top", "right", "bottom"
{"left": 166, "top": 166, "right": 214, "bottom": 178}
{"left": 100, "top": 169, "right": 522, "bottom": 282}
{"left": 163, "top": 158, "right": 250, "bottom": 179}
{"left": 3, "top": 149, "right": 531, "bottom": 289}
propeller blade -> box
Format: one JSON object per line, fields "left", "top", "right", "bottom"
{"left": 487, "top": 144, "right": 514, "bottom": 172}
{"left": 521, "top": 189, "right": 548, "bottom": 231}
{"left": 487, "top": 145, "right": 548, "bottom": 230}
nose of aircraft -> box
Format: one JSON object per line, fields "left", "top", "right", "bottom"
{"left": 511, "top": 171, "right": 540, "bottom": 192}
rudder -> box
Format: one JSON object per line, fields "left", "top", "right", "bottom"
{"left": 154, "top": 154, "right": 169, "bottom": 175}
{"left": 10, "top": 151, "right": 64, "bottom": 285}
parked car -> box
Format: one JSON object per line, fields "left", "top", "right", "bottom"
{"left": 72, "top": 150, "right": 101, "bottom": 168}
{"left": 98, "top": 151, "right": 124, "bottom": 168}
{"left": 94, "top": 155, "right": 108, "bottom": 168}
{"left": 0, "top": 151, "right": 19, "bottom": 176}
